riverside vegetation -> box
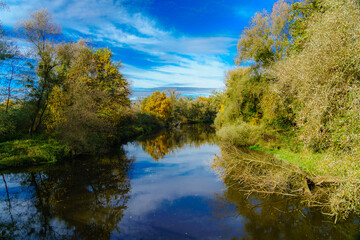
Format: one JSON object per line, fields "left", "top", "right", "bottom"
{"left": 1, "top": 0, "right": 360, "bottom": 222}
{"left": 213, "top": 0, "right": 360, "bottom": 222}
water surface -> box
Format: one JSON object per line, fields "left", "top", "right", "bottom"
{"left": 1, "top": 125, "right": 359, "bottom": 239}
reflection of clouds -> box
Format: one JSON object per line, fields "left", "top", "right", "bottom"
{"left": 116, "top": 196, "right": 243, "bottom": 240}
{"left": 117, "top": 142, "right": 233, "bottom": 239}
{"left": 128, "top": 174, "right": 220, "bottom": 217}
{"left": 0, "top": 174, "right": 70, "bottom": 238}
{"left": 123, "top": 143, "right": 221, "bottom": 218}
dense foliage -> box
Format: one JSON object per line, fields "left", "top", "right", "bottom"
{"left": 141, "top": 91, "right": 171, "bottom": 122}
{"left": 46, "top": 41, "right": 131, "bottom": 153}
{"left": 216, "top": 0, "right": 360, "bottom": 220}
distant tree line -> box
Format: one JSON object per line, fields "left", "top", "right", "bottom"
{"left": 138, "top": 89, "right": 222, "bottom": 125}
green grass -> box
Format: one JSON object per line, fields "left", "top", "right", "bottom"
{"left": 0, "top": 139, "right": 71, "bottom": 170}
{"left": 250, "top": 143, "right": 326, "bottom": 176}
{"left": 268, "top": 148, "right": 322, "bottom": 175}
{"left": 251, "top": 142, "right": 360, "bottom": 180}
{"left": 250, "top": 130, "right": 325, "bottom": 176}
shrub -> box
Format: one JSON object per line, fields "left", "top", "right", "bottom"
{"left": 217, "top": 123, "right": 264, "bottom": 147}
{"left": 0, "top": 139, "right": 71, "bottom": 169}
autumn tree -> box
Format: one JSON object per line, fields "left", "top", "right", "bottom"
{"left": 46, "top": 41, "right": 131, "bottom": 153}
{"left": 141, "top": 91, "right": 171, "bottom": 122}
{"left": 18, "top": 9, "right": 62, "bottom": 135}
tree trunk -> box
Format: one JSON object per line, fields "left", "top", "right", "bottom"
{"left": 5, "top": 60, "right": 15, "bottom": 113}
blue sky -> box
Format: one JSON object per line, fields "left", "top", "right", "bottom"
{"left": 1, "top": 0, "right": 277, "bottom": 91}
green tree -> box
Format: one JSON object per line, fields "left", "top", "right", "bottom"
{"left": 289, "top": 0, "right": 325, "bottom": 53}
{"left": 236, "top": 0, "right": 291, "bottom": 67}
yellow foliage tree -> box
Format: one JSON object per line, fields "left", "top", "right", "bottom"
{"left": 141, "top": 91, "right": 171, "bottom": 122}
{"left": 47, "top": 85, "right": 70, "bottom": 131}
{"left": 46, "top": 41, "right": 131, "bottom": 152}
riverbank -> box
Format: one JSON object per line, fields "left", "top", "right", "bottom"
{"left": 0, "top": 112, "right": 168, "bottom": 170}
{"left": 214, "top": 129, "right": 360, "bottom": 222}
{"left": 0, "top": 139, "right": 71, "bottom": 170}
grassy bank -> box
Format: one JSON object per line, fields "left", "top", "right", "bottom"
{"left": 0, "top": 139, "right": 71, "bottom": 170}
{"left": 0, "top": 116, "right": 165, "bottom": 170}
{"left": 214, "top": 125, "right": 360, "bottom": 222}
{"left": 251, "top": 133, "right": 360, "bottom": 182}
{"left": 250, "top": 145, "right": 322, "bottom": 175}
{"left": 260, "top": 143, "right": 360, "bottom": 222}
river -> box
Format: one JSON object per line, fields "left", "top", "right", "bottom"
{"left": 0, "top": 125, "right": 359, "bottom": 239}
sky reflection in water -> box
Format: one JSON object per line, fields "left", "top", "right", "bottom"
{"left": 116, "top": 141, "right": 234, "bottom": 239}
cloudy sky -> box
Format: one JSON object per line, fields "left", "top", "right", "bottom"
{"left": 1, "top": 0, "right": 277, "bottom": 91}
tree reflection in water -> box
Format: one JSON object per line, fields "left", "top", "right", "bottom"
{"left": 212, "top": 146, "right": 360, "bottom": 240}
{"left": 2, "top": 126, "right": 360, "bottom": 239}
{"left": 139, "top": 124, "right": 216, "bottom": 161}
{"left": 0, "top": 147, "right": 133, "bottom": 239}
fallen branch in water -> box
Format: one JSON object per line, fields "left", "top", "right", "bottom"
{"left": 238, "top": 189, "right": 299, "bottom": 197}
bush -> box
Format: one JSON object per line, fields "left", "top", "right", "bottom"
{"left": 0, "top": 139, "right": 71, "bottom": 170}
{"left": 0, "top": 101, "right": 33, "bottom": 142}
{"left": 217, "top": 123, "right": 264, "bottom": 147}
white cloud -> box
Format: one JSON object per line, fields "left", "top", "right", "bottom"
{"left": 123, "top": 54, "right": 231, "bottom": 89}
{"left": 2, "top": 0, "right": 236, "bottom": 89}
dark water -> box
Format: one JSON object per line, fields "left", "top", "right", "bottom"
{"left": 1, "top": 125, "right": 360, "bottom": 239}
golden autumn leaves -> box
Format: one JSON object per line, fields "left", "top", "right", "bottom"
{"left": 141, "top": 91, "right": 172, "bottom": 122}
{"left": 47, "top": 42, "right": 130, "bottom": 132}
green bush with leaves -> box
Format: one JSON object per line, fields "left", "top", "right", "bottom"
{"left": 0, "top": 139, "right": 71, "bottom": 170}
{"left": 272, "top": 0, "right": 360, "bottom": 152}
{"left": 0, "top": 101, "right": 33, "bottom": 142}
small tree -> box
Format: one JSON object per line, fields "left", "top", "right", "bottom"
{"left": 17, "top": 9, "right": 62, "bottom": 135}
{"left": 236, "top": 0, "right": 291, "bottom": 67}
{"left": 141, "top": 91, "right": 171, "bottom": 122}
{"left": 0, "top": 44, "right": 22, "bottom": 112}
